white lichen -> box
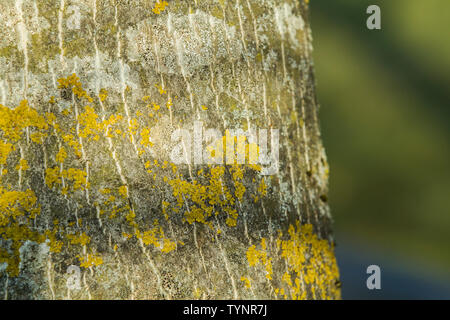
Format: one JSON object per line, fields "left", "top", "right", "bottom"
{"left": 274, "top": 3, "right": 305, "bottom": 50}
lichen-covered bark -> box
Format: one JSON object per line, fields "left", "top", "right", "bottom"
{"left": 0, "top": 0, "right": 340, "bottom": 299}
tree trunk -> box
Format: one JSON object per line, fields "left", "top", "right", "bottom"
{"left": 0, "top": 0, "right": 340, "bottom": 300}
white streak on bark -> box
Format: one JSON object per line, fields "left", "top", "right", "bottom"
{"left": 115, "top": 6, "right": 139, "bottom": 155}
{"left": 33, "top": 1, "right": 41, "bottom": 33}
{"left": 139, "top": 239, "right": 170, "bottom": 299}
{"left": 215, "top": 232, "right": 238, "bottom": 299}
{"left": 95, "top": 205, "right": 103, "bottom": 230}
{"left": 58, "top": 0, "right": 66, "bottom": 68}
{"left": 193, "top": 222, "right": 210, "bottom": 281}
{"left": 300, "top": 87, "right": 311, "bottom": 172}
{"left": 281, "top": 41, "right": 287, "bottom": 81}
{"left": 83, "top": 271, "right": 92, "bottom": 300}
{"left": 15, "top": 0, "right": 29, "bottom": 98}
{"left": 92, "top": 1, "right": 127, "bottom": 188}
{"left": 47, "top": 256, "right": 56, "bottom": 300}
{"left": 49, "top": 65, "right": 57, "bottom": 94}
{"left": 263, "top": 82, "right": 268, "bottom": 119}
{"left": 18, "top": 145, "right": 24, "bottom": 189}
{"left": 0, "top": 80, "right": 5, "bottom": 105}
{"left": 236, "top": 1, "right": 247, "bottom": 53}
{"left": 246, "top": 0, "right": 260, "bottom": 49}
{"left": 173, "top": 31, "right": 199, "bottom": 118}
{"left": 3, "top": 276, "right": 8, "bottom": 300}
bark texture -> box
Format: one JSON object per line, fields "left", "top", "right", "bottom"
{"left": 0, "top": 0, "right": 340, "bottom": 299}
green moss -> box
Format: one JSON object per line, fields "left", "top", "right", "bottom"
{"left": 0, "top": 45, "right": 19, "bottom": 59}
{"left": 29, "top": 33, "right": 60, "bottom": 73}
{"left": 64, "top": 38, "right": 95, "bottom": 59}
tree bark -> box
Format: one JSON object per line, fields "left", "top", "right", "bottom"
{"left": 0, "top": 0, "right": 340, "bottom": 299}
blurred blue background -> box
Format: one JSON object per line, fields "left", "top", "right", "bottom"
{"left": 309, "top": 0, "right": 450, "bottom": 299}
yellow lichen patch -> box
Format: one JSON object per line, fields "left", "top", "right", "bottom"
{"left": 0, "top": 187, "right": 43, "bottom": 276}
{"left": 98, "top": 88, "right": 108, "bottom": 102}
{"left": 62, "top": 134, "right": 82, "bottom": 158}
{"left": 0, "top": 100, "right": 48, "bottom": 142}
{"left": 155, "top": 84, "right": 167, "bottom": 95}
{"left": 118, "top": 185, "right": 128, "bottom": 198}
{"left": 152, "top": 103, "right": 160, "bottom": 111}
{"left": 122, "top": 232, "right": 133, "bottom": 240}
{"left": 135, "top": 222, "right": 177, "bottom": 253}
{"left": 278, "top": 222, "right": 340, "bottom": 300}
{"left": 246, "top": 238, "right": 273, "bottom": 280}
{"left": 55, "top": 147, "right": 67, "bottom": 163}
{"left": 0, "top": 187, "right": 40, "bottom": 227}
{"left": 78, "top": 106, "right": 104, "bottom": 141}
{"left": 100, "top": 188, "right": 111, "bottom": 195}
{"left": 0, "top": 223, "right": 45, "bottom": 276}
{"left": 161, "top": 237, "right": 177, "bottom": 253}
{"left": 45, "top": 112, "right": 61, "bottom": 134}
{"left": 98, "top": 186, "right": 133, "bottom": 221}
{"left": 140, "top": 127, "right": 153, "bottom": 147}
{"left": 162, "top": 200, "right": 170, "bottom": 220}
{"left": 0, "top": 70, "right": 310, "bottom": 297}
{"left": 205, "top": 133, "right": 261, "bottom": 166}
{"left": 45, "top": 167, "right": 62, "bottom": 188}
{"left": 166, "top": 97, "right": 173, "bottom": 110}
{"left": 225, "top": 207, "right": 238, "bottom": 227}
{"left": 168, "top": 169, "right": 225, "bottom": 226}
{"left": 67, "top": 232, "right": 91, "bottom": 246}
{"left": 127, "top": 118, "right": 139, "bottom": 143}
{"left": 0, "top": 140, "right": 14, "bottom": 165}
{"left": 30, "top": 131, "right": 47, "bottom": 144}
{"left": 166, "top": 162, "right": 265, "bottom": 231}
{"left": 240, "top": 276, "right": 251, "bottom": 289}
{"left": 103, "top": 114, "right": 124, "bottom": 138}
{"left": 78, "top": 253, "right": 103, "bottom": 268}
{"left": 64, "top": 168, "right": 89, "bottom": 191}
{"left": 45, "top": 227, "right": 64, "bottom": 253}
{"left": 257, "top": 178, "right": 267, "bottom": 197}
{"left": 15, "top": 159, "right": 29, "bottom": 171}
{"left": 245, "top": 224, "right": 340, "bottom": 299}
{"left": 45, "top": 167, "right": 88, "bottom": 192}
{"left": 57, "top": 73, "right": 93, "bottom": 102}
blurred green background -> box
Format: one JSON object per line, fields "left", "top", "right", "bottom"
{"left": 309, "top": 0, "right": 450, "bottom": 298}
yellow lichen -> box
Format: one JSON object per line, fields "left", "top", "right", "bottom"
{"left": 118, "top": 185, "right": 128, "bottom": 198}
{"left": 55, "top": 147, "right": 67, "bottom": 163}
{"left": 0, "top": 187, "right": 42, "bottom": 276}
{"left": 78, "top": 106, "right": 103, "bottom": 140}
{"left": 78, "top": 253, "right": 103, "bottom": 268}
{"left": 245, "top": 223, "right": 340, "bottom": 299}
{"left": 98, "top": 88, "right": 108, "bottom": 102}
{"left": 15, "top": 159, "right": 29, "bottom": 171}
{"left": 45, "top": 167, "right": 88, "bottom": 192}
{"left": 57, "top": 73, "right": 93, "bottom": 102}
{"left": 240, "top": 276, "right": 251, "bottom": 289}
{"left": 140, "top": 128, "right": 153, "bottom": 147}
{"left": 67, "top": 232, "right": 91, "bottom": 246}
{"left": 245, "top": 238, "right": 273, "bottom": 280}
{"left": 0, "top": 140, "right": 14, "bottom": 165}
{"left": 280, "top": 222, "right": 340, "bottom": 299}
{"left": 0, "top": 100, "right": 47, "bottom": 142}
